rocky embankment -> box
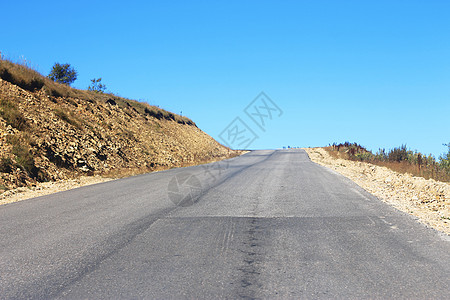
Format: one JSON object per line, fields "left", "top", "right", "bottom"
{"left": 304, "top": 147, "right": 449, "bottom": 235}
{"left": 0, "top": 77, "right": 237, "bottom": 200}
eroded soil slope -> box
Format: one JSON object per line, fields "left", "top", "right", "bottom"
{"left": 0, "top": 78, "right": 236, "bottom": 193}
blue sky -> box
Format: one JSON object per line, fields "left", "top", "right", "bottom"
{"left": 2, "top": 0, "right": 449, "bottom": 157}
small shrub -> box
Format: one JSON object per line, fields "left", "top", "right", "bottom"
{"left": 388, "top": 145, "right": 408, "bottom": 162}
{"left": 355, "top": 152, "right": 374, "bottom": 161}
{"left": 48, "top": 63, "right": 77, "bottom": 85}
{"left": 375, "top": 148, "right": 387, "bottom": 161}
{"left": 88, "top": 78, "right": 106, "bottom": 93}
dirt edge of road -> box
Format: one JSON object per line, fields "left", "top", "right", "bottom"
{"left": 303, "top": 147, "right": 449, "bottom": 235}
{"left": 0, "top": 175, "right": 112, "bottom": 206}
{"left": 0, "top": 154, "right": 248, "bottom": 206}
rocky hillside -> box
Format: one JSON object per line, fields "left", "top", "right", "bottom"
{"left": 0, "top": 61, "right": 235, "bottom": 192}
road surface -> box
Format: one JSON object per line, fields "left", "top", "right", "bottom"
{"left": 0, "top": 149, "right": 449, "bottom": 299}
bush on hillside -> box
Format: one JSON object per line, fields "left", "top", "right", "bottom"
{"left": 88, "top": 78, "right": 107, "bottom": 93}
{"left": 387, "top": 144, "right": 408, "bottom": 162}
{"left": 48, "top": 63, "right": 77, "bottom": 85}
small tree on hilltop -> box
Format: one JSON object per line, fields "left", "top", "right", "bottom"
{"left": 88, "top": 78, "right": 106, "bottom": 93}
{"left": 48, "top": 63, "right": 77, "bottom": 85}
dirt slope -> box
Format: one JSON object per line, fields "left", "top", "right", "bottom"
{"left": 0, "top": 78, "right": 236, "bottom": 193}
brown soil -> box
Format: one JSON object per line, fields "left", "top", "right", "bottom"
{"left": 0, "top": 77, "right": 241, "bottom": 198}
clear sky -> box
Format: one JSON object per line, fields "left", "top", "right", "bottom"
{"left": 2, "top": 0, "right": 449, "bottom": 157}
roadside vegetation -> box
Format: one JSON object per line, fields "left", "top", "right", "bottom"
{"left": 325, "top": 142, "right": 450, "bottom": 182}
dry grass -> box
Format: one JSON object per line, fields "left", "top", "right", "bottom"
{"left": 0, "top": 59, "right": 44, "bottom": 91}
{"left": 0, "top": 56, "right": 231, "bottom": 194}
{"left": 53, "top": 109, "right": 83, "bottom": 130}
{"left": 375, "top": 161, "right": 448, "bottom": 181}
{"left": 113, "top": 97, "right": 195, "bottom": 125}
{"left": 0, "top": 57, "right": 195, "bottom": 126}
{"left": 0, "top": 97, "right": 28, "bottom": 130}
{"left": 325, "top": 143, "right": 450, "bottom": 182}
{"left": 0, "top": 58, "right": 86, "bottom": 99}
{"left": 4, "top": 134, "right": 39, "bottom": 178}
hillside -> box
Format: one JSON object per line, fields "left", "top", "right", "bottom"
{"left": 0, "top": 60, "right": 237, "bottom": 193}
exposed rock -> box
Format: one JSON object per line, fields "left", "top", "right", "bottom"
{"left": 106, "top": 99, "right": 116, "bottom": 106}
{"left": 0, "top": 78, "right": 240, "bottom": 194}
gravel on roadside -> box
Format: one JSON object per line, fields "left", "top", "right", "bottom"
{"left": 304, "top": 147, "right": 449, "bottom": 235}
{"left": 0, "top": 176, "right": 112, "bottom": 206}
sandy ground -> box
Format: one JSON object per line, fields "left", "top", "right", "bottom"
{"left": 304, "top": 147, "right": 449, "bottom": 235}
{"left": 0, "top": 176, "right": 113, "bottom": 206}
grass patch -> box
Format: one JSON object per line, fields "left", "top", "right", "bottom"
{"left": 326, "top": 142, "right": 450, "bottom": 182}
{"left": 0, "top": 59, "right": 44, "bottom": 91}
{"left": 5, "top": 135, "right": 38, "bottom": 177}
{"left": 54, "top": 109, "right": 82, "bottom": 130}
{"left": 111, "top": 97, "right": 196, "bottom": 125}
{"left": 0, "top": 97, "right": 27, "bottom": 130}
{"left": 121, "top": 128, "right": 136, "bottom": 140}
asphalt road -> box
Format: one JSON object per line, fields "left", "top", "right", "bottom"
{"left": 0, "top": 149, "right": 449, "bottom": 299}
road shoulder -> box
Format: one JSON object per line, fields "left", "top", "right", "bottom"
{"left": 303, "top": 147, "right": 450, "bottom": 235}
